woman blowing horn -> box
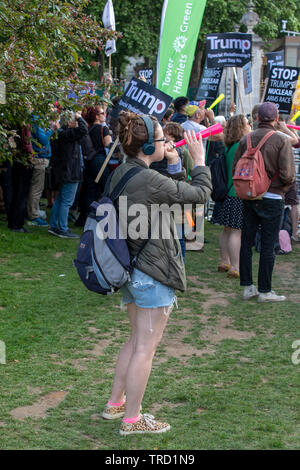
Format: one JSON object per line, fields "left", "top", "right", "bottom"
{"left": 101, "top": 111, "right": 212, "bottom": 435}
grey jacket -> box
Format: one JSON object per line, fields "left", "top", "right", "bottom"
{"left": 110, "top": 158, "right": 212, "bottom": 291}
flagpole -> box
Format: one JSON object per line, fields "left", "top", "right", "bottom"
{"left": 231, "top": 68, "right": 234, "bottom": 105}
{"left": 237, "top": 81, "right": 245, "bottom": 116}
{"left": 249, "top": 92, "right": 253, "bottom": 120}
{"left": 261, "top": 78, "right": 269, "bottom": 102}
{"left": 233, "top": 67, "right": 245, "bottom": 116}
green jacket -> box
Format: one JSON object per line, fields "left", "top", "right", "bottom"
{"left": 226, "top": 142, "right": 239, "bottom": 198}
{"left": 110, "top": 158, "right": 212, "bottom": 291}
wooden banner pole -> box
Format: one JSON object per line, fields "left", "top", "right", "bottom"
{"left": 95, "top": 137, "right": 119, "bottom": 184}
{"left": 249, "top": 92, "right": 253, "bottom": 120}
{"left": 108, "top": 55, "right": 112, "bottom": 76}
{"left": 231, "top": 68, "right": 234, "bottom": 105}
{"left": 261, "top": 77, "right": 269, "bottom": 102}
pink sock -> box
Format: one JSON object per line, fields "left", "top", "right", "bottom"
{"left": 122, "top": 414, "right": 141, "bottom": 424}
{"left": 108, "top": 398, "right": 125, "bottom": 407}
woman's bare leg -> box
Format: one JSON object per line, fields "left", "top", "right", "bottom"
{"left": 124, "top": 306, "right": 171, "bottom": 419}
{"left": 108, "top": 303, "right": 137, "bottom": 404}
{"left": 219, "top": 227, "right": 230, "bottom": 265}
{"left": 227, "top": 228, "right": 241, "bottom": 272}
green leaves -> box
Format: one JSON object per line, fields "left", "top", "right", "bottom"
{"left": 0, "top": 0, "right": 120, "bottom": 163}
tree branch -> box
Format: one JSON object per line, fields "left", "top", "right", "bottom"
{"left": 0, "top": 13, "right": 17, "bottom": 31}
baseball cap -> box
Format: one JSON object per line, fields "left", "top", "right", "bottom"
{"left": 258, "top": 102, "right": 279, "bottom": 122}
{"left": 185, "top": 105, "right": 199, "bottom": 117}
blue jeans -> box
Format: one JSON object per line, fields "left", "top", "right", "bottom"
{"left": 176, "top": 223, "right": 185, "bottom": 261}
{"left": 121, "top": 268, "right": 176, "bottom": 309}
{"left": 240, "top": 198, "right": 284, "bottom": 293}
{"left": 50, "top": 182, "right": 79, "bottom": 232}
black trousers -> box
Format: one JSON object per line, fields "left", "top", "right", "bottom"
{"left": 0, "top": 161, "right": 13, "bottom": 216}
{"left": 78, "top": 154, "right": 110, "bottom": 222}
{"left": 7, "top": 161, "right": 33, "bottom": 230}
{"left": 240, "top": 198, "right": 284, "bottom": 293}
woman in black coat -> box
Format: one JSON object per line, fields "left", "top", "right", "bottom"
{"left": 48, "top": 112, "right": 88, "bottom": 238}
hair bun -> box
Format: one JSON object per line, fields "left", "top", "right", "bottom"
{"left": 118, "top": 110, "right": 136, "bottom": 128}
{"left": 117, "top": 111, "right": 158, "bottom": 159}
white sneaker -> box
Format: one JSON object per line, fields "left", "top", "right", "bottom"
{"left": 243, "top": 285, "right": 258, "bottom": 300}
{"left": 291, "top": 235, "right": 300, "bottom": 243}
{"left": 38, "top": 209, "right": 47, "bottom": 220}
{"left": 257, "top": 291, "right": 286, "bottom": 302}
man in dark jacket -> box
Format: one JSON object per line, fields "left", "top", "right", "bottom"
{"left": 7, "top": 125, "right": 34, "bottom": 233}
{"left": 232, "top": 102, "right": 295, "bottom": 302}
{"left": 170, "top": 96, "right": 189, "bottom": 124}
{"left": 48, "top": 111, "right": 88, "bottom": 238}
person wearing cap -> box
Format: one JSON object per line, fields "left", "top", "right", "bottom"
{"left": 182, "top": 105, "right": 207, "bottom": 153}
{"left": 232, "top": 102, "right": 295, "bottom": 302}
{"left": 182, "top": 105, "right": 206, "bottom": 132}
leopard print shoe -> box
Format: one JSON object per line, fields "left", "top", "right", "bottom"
{"left": 119, "top": 414, "right": 170, "bottom": 435}
{"left": 102, "top": 401, "right": 126, "bottom": 420}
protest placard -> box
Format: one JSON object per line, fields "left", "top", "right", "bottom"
{"left": 206, "top": 33, "right": 252, "bottom": 68}
{"left": 195, "top": 61, "right": 223, "bottom": 105}
{"left": 137, "top": 68, "right": 154, "bottom": 86}
{"left": 112, "top": 78, "right": 172, "bottom": 121}
{"left": 265, "top": 66, "right": 300, "bottom": 114}
{"left": 242, "top": 62, "right": 252, "bottom": 95}
{"left": 266, "top": 50, "right": 284, "bottom": 76}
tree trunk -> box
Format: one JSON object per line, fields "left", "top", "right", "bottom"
{"left": 188, "top": 40, "right": 204, "bottom": 99}
{"left": 98, "top": 50, "right": 105, "bottom": 82}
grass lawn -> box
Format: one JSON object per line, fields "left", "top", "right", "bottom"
{"left": 0, "top": 208, "right": 299, "bottom": 450}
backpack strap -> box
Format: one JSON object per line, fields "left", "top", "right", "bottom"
{"left": 246, "top": 132, "right": 253, "bottom": 152}
{"left": 255, "top": 130, "right": 276, "bottom": 152}
{"left": 107, "top": 167, "right": 144, "bottom": 202}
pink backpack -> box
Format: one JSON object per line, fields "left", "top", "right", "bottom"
{"left": 233, "top": 131, "right": 275, "bottom": 200}
{"left": 279, "top": 230, "right": 292, "bottom": 253}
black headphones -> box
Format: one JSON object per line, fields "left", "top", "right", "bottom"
{"left": 141, "top": 115, "right": 155, "bottom": 155}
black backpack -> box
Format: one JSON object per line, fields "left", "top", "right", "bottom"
{"left": 209, "top": 148, "right": 233, "bottom": 203}
{"left": 81, "top": 124, "right": 104, "bottom": 161}
{"left": 81, "top": 134, "right": 98, "bottom": 161}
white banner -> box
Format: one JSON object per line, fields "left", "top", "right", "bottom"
{"left": 102, "top": 0, "right": 116, "bottom": 56}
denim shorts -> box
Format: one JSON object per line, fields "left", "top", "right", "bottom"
{"left": 120, "top": 268, "right": 176, "bottom": 309}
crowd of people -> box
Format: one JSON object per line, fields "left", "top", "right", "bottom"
{"left": 0, "top": 90, "right": 300, "bottom": 435}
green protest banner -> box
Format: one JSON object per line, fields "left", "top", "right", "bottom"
{"left": 156, "top": 0, "right": 207, "bottom": 99}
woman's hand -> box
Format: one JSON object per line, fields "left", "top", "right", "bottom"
{"left": 184, "top": 130, "right": 205, "bottom": 167}
{"left": 164, "top": 140, "right": 179, "bottom": 165}
{"left": 51, "top": 120, "right": 60, "bottom": 130}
